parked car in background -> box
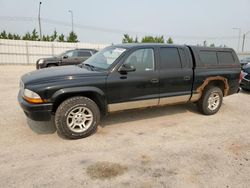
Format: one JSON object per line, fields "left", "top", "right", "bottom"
{"left": 19, "top": 44, "right": 241, "bottom": 139}
{"left": 36, "top": 48, "right": 98, "bottom": 69}
{"left": 240, "top": 57, "right": 250, "bottom": 68}
{"left": 240, "top": 63, "right": 250, "bottom": 91}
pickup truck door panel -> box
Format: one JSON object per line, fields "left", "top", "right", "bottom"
{"left": 106, "top": 48, "right": 159, "bottom": 112}
{"left": 157, "top": 47, "right": 193, "bottom": 104}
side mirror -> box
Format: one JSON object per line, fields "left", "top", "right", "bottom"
{"left": 118, "top": 64, "right": 136, "bottom": 74}
{"left": 63, "top": 55, "right": 68, "bottom": 59}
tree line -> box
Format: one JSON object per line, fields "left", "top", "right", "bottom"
{"left": 121, "top": 34, "right": 228, "bottom": 47}
{"left": 0, "top": 29, "right": 227, "bottom": 47}
{"left": 122, "top": 34, "right": 173, "bottom": 44}
{"left": 0, "top": 29, "right": 79, "bottom": 42}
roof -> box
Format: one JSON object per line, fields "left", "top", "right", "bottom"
{"left": 75, "top": 48, "right": 98, "bottom": 51}
{"left": 112, "top": 43, "right": 234, "bottom": 52}
{"left": 189, "top": 45, "right": 234, "bottom": 52}
{"left": 113, "top": 43, "right": 184, "bottom": 49}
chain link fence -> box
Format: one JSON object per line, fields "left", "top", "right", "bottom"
{"left": 237, "top": 52, "right": 250, "bottom": 60}
{"left": 0, "top": 39, "right": 108, "bottom": 65}
{"left": 0, "top": 39, "right": 250, "bottom": 65}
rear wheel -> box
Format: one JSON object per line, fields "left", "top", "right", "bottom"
{"left": 197, "top": 87, "right": 223, "bottom": 115}
{"left": 55, "top": 96, "right": 100, "bottom": 139}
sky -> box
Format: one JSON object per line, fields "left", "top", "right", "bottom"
{"left": 0, "top": 0, "right": 250, "bottom": 51}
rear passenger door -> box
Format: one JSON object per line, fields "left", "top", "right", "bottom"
{"left": 158, "top": 47, "right": 193, "bottom": 105}
{"left": 61, "top": 50, "right": 79, "bottom": 65}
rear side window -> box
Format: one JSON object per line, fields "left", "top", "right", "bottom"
{"left": 78, "top": 51, "right": 91, "bottom": 57}
{"left": 217, "top": 52, "right": 235, "bottom": 64}
{"left": 178, "top": 48, "right": 188, "bottom": 68}
{"left": 160, "top": 48, "right": 181, "bottom": 69}
{"left": 199, "top": 51, "right": 218, "bottom": 65}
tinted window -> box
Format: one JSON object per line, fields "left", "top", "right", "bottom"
{"left": 217, "top": 52, "right": 235, "bottom": 64}
{"left": 124, "top": 49, "right": 154, "bottom": 72}
{"left": 245, "top": 68, "right": 250, "bottom": 73}
{"left": 160, "top": 48, "right": 181, "bottom": 69}
{"left": 64, "top": 50, "right": 77, "bottom": 57}
{"left": 78, "top": 51, "right": 91, "bottom": 57}
{"left": 199, "top": 51, "right": 218, "bottom": 65}
{"left": 178, "top": 48, "right": 188, "bottom": 67}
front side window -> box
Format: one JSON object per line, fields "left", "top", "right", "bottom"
{"left": 63, "top": 50, "right": 77, "bottom": 58}
{"left": 124, "top": 49, "right": 155, "bottom": 72}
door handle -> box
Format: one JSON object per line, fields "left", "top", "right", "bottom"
{"left": 150, "top": 78, "right": 159, "bottom": 83}
{"left": 183, "top": 76, "right": 191, "bottom": 81}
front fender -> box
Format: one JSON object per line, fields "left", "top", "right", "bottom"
{"left": 51, "top": 86, "right": 105, "bottom": 102}
{"left": 50, "top": 86, "right": 108, "bottom": 115}
{"left": 45, "top": 61, "right": 60, "bottom": 67}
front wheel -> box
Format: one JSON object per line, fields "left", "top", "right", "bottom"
{"left": 197, "top": 87, "right": 223, "bottom": 115}
{"left": 55, "top": 96, "right": 100, "bottom": 139}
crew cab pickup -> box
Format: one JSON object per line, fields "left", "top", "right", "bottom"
{"left": 18, "top": 44, "right": 241, "bottom": 139}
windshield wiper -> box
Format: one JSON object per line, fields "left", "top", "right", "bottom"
{"left": 82, "top": 63, "right": 96, "bottom": 71}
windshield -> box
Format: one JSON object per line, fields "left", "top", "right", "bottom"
{"left": 57, "top": 50, "right": 73, "bottom": 57}
{"left": 243, "top": 64, "right": 250, "bottom": 73}
{"left": 81, "top": 46, "right": 126, "bottom": 70}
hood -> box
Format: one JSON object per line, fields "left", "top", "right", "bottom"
{"left": 39, "top": 56, "right": 61, "bottom": 61}
{"left": 21, "top": 65, "right": 107, "bottom": 85}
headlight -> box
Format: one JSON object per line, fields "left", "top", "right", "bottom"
{"left": 38, "top": 59, "right": 44, "bottom": 64}
{"left": 23, "top": 89, "right": 45, "bottom": 103}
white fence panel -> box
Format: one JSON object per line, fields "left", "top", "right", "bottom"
{"left": 2, "top": 39, "right": 248, "bottom": 64}
{"left": 0, "top": 39, "right": 108, "bottom": 64}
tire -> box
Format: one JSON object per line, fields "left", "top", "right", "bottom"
{"left": 55, "top": 96, "right": 100, "bottom": 139}
{"left": 241, "top": 87, "right": 250, "bottom": 92}
{"left": 197, "top": 87, "right": 223, "bottom": 115}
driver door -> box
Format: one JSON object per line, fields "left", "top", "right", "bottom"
{"left": 61, "top": 50, "right": 79, "bottom": 65}
{"left": 106, "top": 48, "right": 159, "bottom": 112}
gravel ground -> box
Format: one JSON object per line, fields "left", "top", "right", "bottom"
{"left": 0, "top": 65, "right": 249, "bottom": 188}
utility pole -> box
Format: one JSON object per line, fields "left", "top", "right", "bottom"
{"left": 68, "top": 10, "right": 74, "bottom": 32}
{"left": 232, "top": 28, "right": 241, "bottom": 52}
{"left": 242, "top": 31, "right": 250, "bottom": 52}
{"left": 242, "top": 34, "right": 246, "bottom": 52}
{"left": 38, "top": 2, "right": 42, "bottom": 40}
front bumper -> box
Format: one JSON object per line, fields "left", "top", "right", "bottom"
{"left": 18, "top": 91, "right": 53, "bottom": 121}
{"left": 36, "top": 60, "right": 46, "bottom": 69}
{"left": 36, "top": 62, "right": 43, "bottom": 69}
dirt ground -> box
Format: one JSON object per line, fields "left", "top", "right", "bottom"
{"left": 0, "top": 65, "right": 249, "bottom": 188}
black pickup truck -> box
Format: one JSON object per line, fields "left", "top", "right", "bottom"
{"left": 18, "top": 44, "right": 241, "bottom": 139}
